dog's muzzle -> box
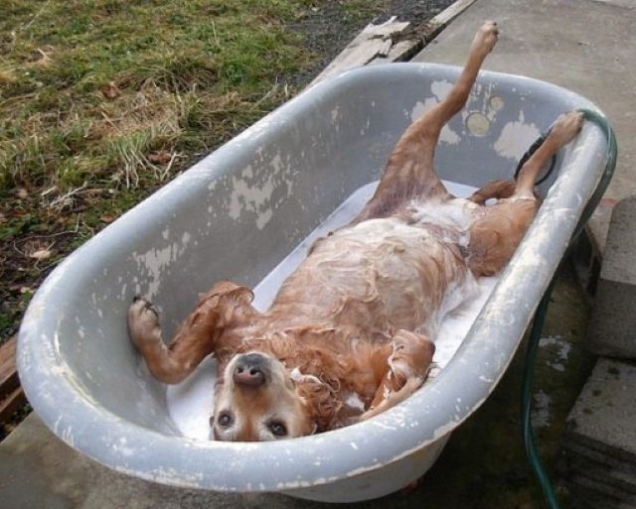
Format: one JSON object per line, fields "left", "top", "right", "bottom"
{"left": 232, "top": 352, "right": 271, "bottom": 387}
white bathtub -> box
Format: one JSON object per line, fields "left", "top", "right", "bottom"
{"left": 18, "top": 64, "right": 610, "bottom": 502}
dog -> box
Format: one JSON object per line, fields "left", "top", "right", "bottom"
{"left": 127, "top": 21, "right": 584, "bottom": 442}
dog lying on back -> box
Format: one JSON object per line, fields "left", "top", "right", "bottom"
{"left": 128, "top": 21, "right": 584, "bottom": 441}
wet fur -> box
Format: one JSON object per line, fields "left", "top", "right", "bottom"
{"left": 128, "top": 22, "right": 584, "bottom": 441}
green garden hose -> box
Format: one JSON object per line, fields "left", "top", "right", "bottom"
{"left": 520, "top": 108, "right": 618, "bottom": 508}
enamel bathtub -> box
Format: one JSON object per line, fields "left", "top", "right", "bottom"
{"left": 18, "top": 64, "right": 610, "bottom": 502}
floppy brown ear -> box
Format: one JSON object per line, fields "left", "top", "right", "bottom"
{"left": 468, "top": 179, "right": 515, "bottom": 204}
{"left": 196, "top": 280, "right": 256, "bottom": 328}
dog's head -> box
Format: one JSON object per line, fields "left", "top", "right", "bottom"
{"left": 210, "top": 350, "right": 316, "bottom": 441}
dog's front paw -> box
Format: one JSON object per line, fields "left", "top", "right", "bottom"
{"left": 388, "top": 330, "right": 435, "bottom": 383}
{"left": 127, "top": 296, "right": 163, "bottom": 350}
{"left": 472, "top": 20, "right": 499, "bottom": 57}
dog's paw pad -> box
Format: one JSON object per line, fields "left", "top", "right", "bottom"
{"left": 128, "top": 297, "right": 162, "bottom": 346}
{"left": 473, "top": 21, "right": 499, "bottom": 55}
{"left": 548, "top": 111, "right": 585, "bottom": 147}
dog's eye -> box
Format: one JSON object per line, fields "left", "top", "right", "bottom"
{"left": 217, "top": 411, "right": 233, "bottom": 428}
{"left": 268, "top": 421, "right": 288, "bottom": 437}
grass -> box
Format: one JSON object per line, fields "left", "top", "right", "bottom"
{"left": 0, "top": 0, "right": 403, "bottom": 343}
{"left": 1, "top": 0, "right": 307, "bottom": 194}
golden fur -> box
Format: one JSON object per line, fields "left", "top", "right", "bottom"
{"left": 128, "top": 22, "right": 584, "bottom": 441}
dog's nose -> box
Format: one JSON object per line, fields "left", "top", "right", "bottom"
{"left": 233, "top": 353, "right": 269, "bottom": 387}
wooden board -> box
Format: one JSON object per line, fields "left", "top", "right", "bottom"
{"left": 0, "top": 336, "right": 25, "bottom": 424}
{"left": 308, "top": 0, "right": 478, "bottom": 87}
{"left": 418, "top": 0, "right": 478, "bottom": 43}
{"left": 309, "top": 16, "right": 411, "bottom": 87}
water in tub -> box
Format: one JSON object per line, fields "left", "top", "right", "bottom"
{"left": 166, "top": 181, "right": 499, "bottom": 440}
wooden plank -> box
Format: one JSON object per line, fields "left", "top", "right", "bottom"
{"left": 309, "top": 17, "right": 411, "bottom": 86}
{"left": 0, "top": 386, "right": 27, "bottom": 424}
{"left": 418, "top": 0, "right": 478, "bottom": 43}
{"left": 373, "top": 0, "right": 479, "bottom": 63}
{"left": 431, "top": 0, "right": 478, "bottom": 27}
{"left": 368, "top": 39, "right": 421, "bottom": 66}
{"left": 0, "top": 336, "right": 19, "bottom": 397}
{"left": 308, "top": 0, "right": 478, "bottom": 87}
{"left": 0, "top": 335, "right": 25, "bottom": 424}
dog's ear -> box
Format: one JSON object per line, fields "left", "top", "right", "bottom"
{"left": 200, "top": 280, "right": 254, "bottom": 305}
{"left": 196, "top": 281, "right": 256, "bottom": 327}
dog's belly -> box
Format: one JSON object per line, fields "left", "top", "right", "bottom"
{"left": 274, "top": 212, "right": 474, "bottom": 335}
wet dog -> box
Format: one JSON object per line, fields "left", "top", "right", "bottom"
{"left": 128, "top": 21, "right": 583, "bottom": 441}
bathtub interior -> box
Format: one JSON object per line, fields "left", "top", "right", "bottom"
{"left": 18, "top": 63, "right": 606, "bottom": 494}
{"left": 166, "top": 178, "right": 502, "bottom": 440}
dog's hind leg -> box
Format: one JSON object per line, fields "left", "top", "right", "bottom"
{"left": 466, "top": 111, "right": 585, "bottom": 276}
{"left": 513, "top": 111, "right": 584, "bottom": 198}
{"left": 360, "top": 330, "right": 435, "bottom": 420}
{"left": 127, "top": 282, "right": 255, "bottom": 384}
{"left": 353, "top": 21, "right": 499, "bottom": 222}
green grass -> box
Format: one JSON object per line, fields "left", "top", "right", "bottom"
{"left": 0, "top": 0, "right": 315, "bottom": 343}
{"left": 0, "top": 0, "right": 311, "bottom": 195}
{"left": 0, "top": 0, "right": 398, "bottom": 343}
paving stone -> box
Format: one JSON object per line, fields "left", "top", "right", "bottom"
{"left": 566, "top": 455, "right": 636, "bottom": 497}
{"left": 563, "top": 358, "right": 636, "bottom": 508}
{"left": 587, "top": 197, "right": 636, "bottom": 358}
{"left": 563, "top": 439, "right": 636, "bottom": 482}
{"left": 565, "top": 358, "right": 636, "bottom": 458}
{"left": 571, "top": 486, "right": 634, "bottom": 509}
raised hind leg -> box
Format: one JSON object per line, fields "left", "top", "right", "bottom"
{"left": 353, "top": 21, "right": 500, "bottom": 222}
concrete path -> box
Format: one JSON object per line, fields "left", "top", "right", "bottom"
{"left": 3, "top": 0, "right": 635, "bottom": 507}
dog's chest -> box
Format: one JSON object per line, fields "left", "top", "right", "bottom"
{"left": 280, "top": 201, "right": 477, "bottom": 331}
{"left": 407, "top": 197, "right": 479, "bottom": 239}
{"left": 314, "top": 197, "right": 477, "bottom": 276}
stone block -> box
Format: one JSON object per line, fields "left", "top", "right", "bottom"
{"left": 562, "top": 358, "right": 636, "bottom": 508}
{"left": 587, "top": 196, "right": 636, "bottom": 358}
{"left": 565, "top": 358, "right": 636, "bottom": 457}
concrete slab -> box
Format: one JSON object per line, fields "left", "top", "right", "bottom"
{"left": 565, "top": 358, "right": 636, "bottom": 459}
{"left": 0, "top": 415, "right": 248, "bottom": 509}
{"left": 561, "top": 357, "right": 636, "bottom": 507}
{"left": 564, "top": 439, "right": 636, "bottom": 480}
{"left": 413, "top": 0, "right": 636, "bottom": 255}
{"left": 587, "top": 197, "right": 636, "bottom": 357}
